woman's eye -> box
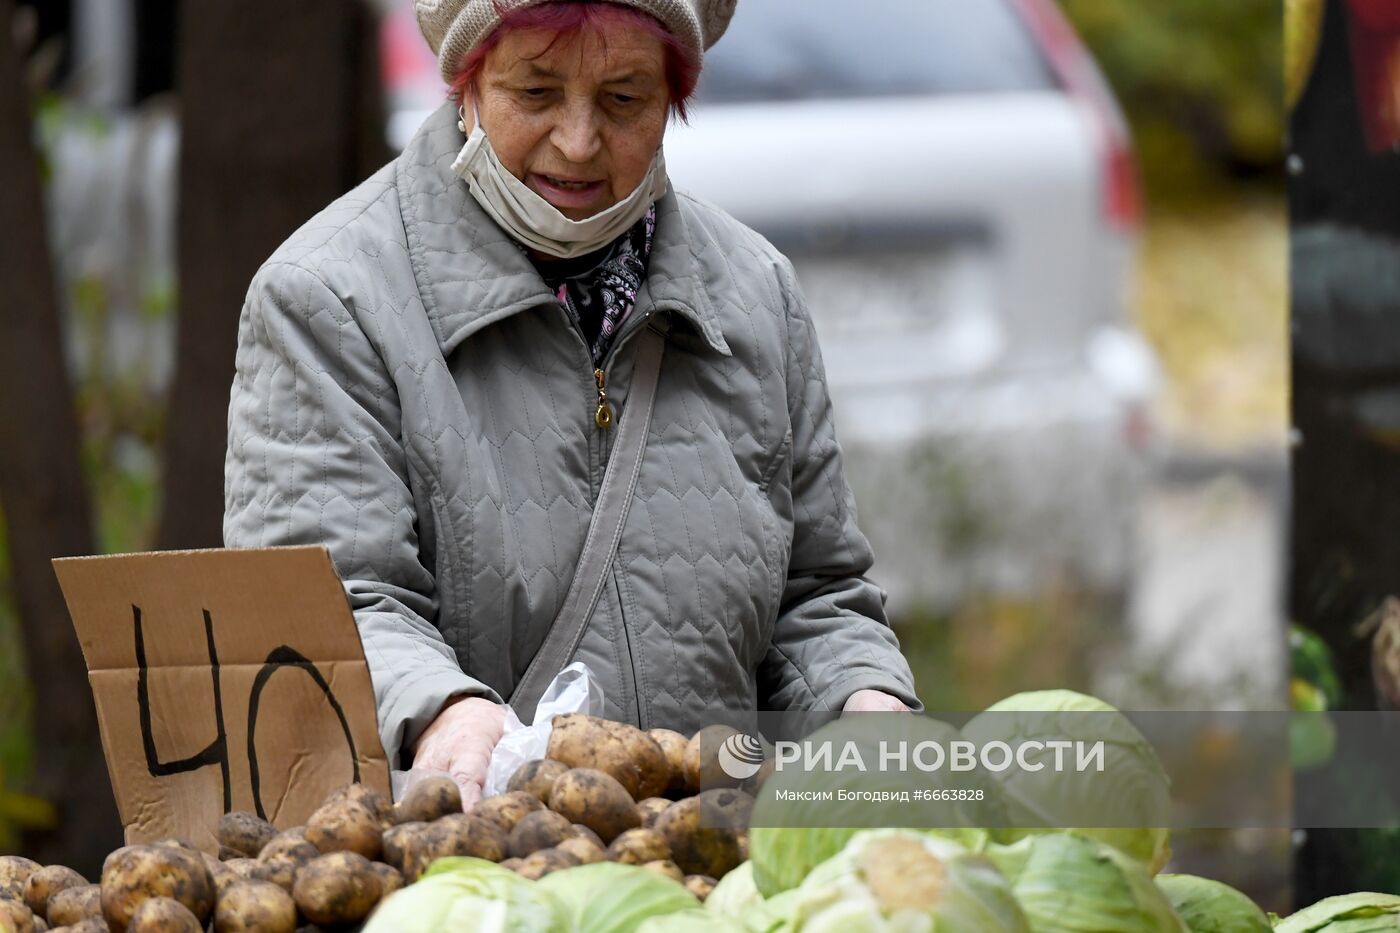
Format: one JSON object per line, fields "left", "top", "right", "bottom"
{"left": 611, "top": 94, "right": 638, "bottom": 106}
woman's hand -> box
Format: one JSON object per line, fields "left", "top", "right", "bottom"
{"left": 842, "top": 689, "right": 912, "bottom": 713}
{"left": 412, "top": 696, "right": 508, "bottom": 810}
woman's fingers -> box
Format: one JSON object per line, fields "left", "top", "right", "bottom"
{"left": 413, "top": 696, "right": 510, "bottom": 807}
{"left": 842, "top": 688, "right": 912, "bottom": 713}
{"left": 458, "top": 780, "right": 483, "bottom": 812}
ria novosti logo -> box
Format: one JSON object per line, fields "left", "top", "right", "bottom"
{"left": 717, "top": 733, "right": 766, "bottom": 780}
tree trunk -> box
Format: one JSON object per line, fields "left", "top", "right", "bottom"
{"left": 0, "top": 0, "right": 122, "bottom": 874}
{"left": 1291, "top": 0, "right": 1400, "bottom": 905}
{"left": 157, "top": 0, "right": 388, "bottom": 549}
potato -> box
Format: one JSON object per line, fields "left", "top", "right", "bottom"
{"left": 392, "top": 828, "right": 446, "bottom": 884}
{"left": 684, "top": 724, "right": 746, "bottom": 791}
{"left": 100, "top": 846, "right": 212, "bottom": 933}
{"left": 326, "top": 784, "right": 392, "bottom": 828}
{"left": 653, "top": 789, "right": 751, "bottom": 878}
{"left": 547, "top": 769, "right": 640, "bottom": 843}
{"left": 212, "top": 880, "right": 295, "bottom": 933}
{"left": 24, "top": 867, "right": 86, "bottom": 918}
{"left": 204, "top": 862, "right": 236, "bottom": 901}
{"left": 45, "top": 885, "right": 101, "bottom": 926}
{"left": 742, "top": 758, "right": 777, "bottom": 796}
{"left": 216, "top": 813, "right": 277, "bottom": 860}
{"left": 736, "top": 830, "right": 749, "bottom": 863}
{"left": 0, "top": 857, "right": 40, "bottom": 902}
{"left": 247, "top": 860, "right": 290, "bottom": 896}
{"left": 565, "top": 824, "right": 603, "bottom": 848}
{"left": 507, "top": 810, "right": 572, "bottom": 858}
{"left": 392, "top": 814, "right": 508, "bottom": 883}
{"left": 30, "top": 915, "right": 46, "bottom": 933}
{"left": 391, "top": 776, "right": 461, "bottom": 825}
{"left": 701, "top": 787, "right": 754, "bottom": 831}
{"left": 637, "top": 798, "right": 671, "bottom": 829}
{"left": 255, "top": 833, "right": 313, "bottom": 863}
{"left": 124, "top": 897, "right": 199, "bottom": 933}
{"left": 222, "top": 861, "right": 258, "bottom": 883}
{"left": 647, "top": 729, "right": 691, "bottom": 795}
{"left": 546, "top": 714, "right": 669, "bottom": 800}
{"left": 513, "top": 848, "right": 580, "bottom": 881}
{"left": 472, "top": 792, "right": 544, "bottom": 834}
{"left": 555, "top": 836, "right": 606, "bottom": 866}
{"left": 606, "top": 828, "right": 671, "bottom": 866}
{"left": 0, "top": 899, "right": 35, "bottom": 933}
{"left": 639, "top": 860, "right": 684, "bottom": 883}
{"left": 379, "top": 822, "right": 429, "bottom": 873}
{"left": 196, "top": 852, "right": 223, "bottom": 880}
{"left": 685, "top": 875, "right": 717, "bottom": 901}
{"left": 370, "top": 863, "right": 404, "bottom": 900}
{"left": 498, "top": 858, "right": 524, "bottom": 873}
{"left": 434, "top": 814, "right": 508, "bottom": 863}
{"left": 64, "top": 920, "right": 111, "bottom": 933}
{"left": 304, "top": 799, "right": 381, "bottom": 860}
{"left": 506, "top": 760, "right": 568, "bottom": 804}
{"left": 252, "top": 838, "right": 317, "bottom": 896}
{"left": 290, "top": 853, "right": 380, "bottom": 928}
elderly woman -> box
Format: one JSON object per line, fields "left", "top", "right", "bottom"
{"left": 224, "top": 0, "right": 921, "bottom": 805}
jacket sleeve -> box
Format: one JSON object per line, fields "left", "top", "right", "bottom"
{"left": 223, "top": 262, "right": 502, "bottom": 768}
{"left": 758, "top": 256, "right": 925, "bottom": 713}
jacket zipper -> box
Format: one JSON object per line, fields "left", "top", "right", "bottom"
{"left": 559, "top": 303, "right": 655, "bottom": 727}
{"left": 593, "top": 368, "right": 613, "bottom": 429}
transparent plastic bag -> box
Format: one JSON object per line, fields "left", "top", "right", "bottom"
{"left": 482, "top": 661, "right": 606, "bottom": 798}
{"left": 389, "top": 662, "right": 605, "bottom": 803}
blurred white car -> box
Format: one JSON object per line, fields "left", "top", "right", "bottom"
{"left": 380, "top": 0, "right": 1159, "bottom": 618}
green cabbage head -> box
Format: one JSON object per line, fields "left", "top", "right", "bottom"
{"left": 743, "top": 889, "right": 806, "bottom": 933}
{"left": 962, "top": 689, "right": 1172, "bottom": 873}
{"left": 537, "top": 861, "right": 698, "bottom": 933}
{"left": 638, "top": 908, "right": 747, "bottom": 932}
{"left": 1274, "top": 892, "right": 1400, "bottom": 932}
{"left": 706, "top": 861, "right": 765, "bottom": 919}
{"left": 781, "top": 829, "right": 1031, "bottom": 933}
{"left": 987, "top": 832, "right": 1187, "bottom": 933}
{"left": 362, "top": 857, "right": 564, "bottom": 933}
{"left": 1155, "top": 873, "right": 1271, "bottom": 932}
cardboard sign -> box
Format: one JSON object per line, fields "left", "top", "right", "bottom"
{"left": 53, "top": 546, "right": 389, "bottom": 850}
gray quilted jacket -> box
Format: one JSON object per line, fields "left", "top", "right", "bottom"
{"left": 224, "top": 103, "right": 921, "bottom": 765}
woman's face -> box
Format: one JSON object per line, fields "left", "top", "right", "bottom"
{"left": 473, "top": 22, "right": 670, "bottom": 221}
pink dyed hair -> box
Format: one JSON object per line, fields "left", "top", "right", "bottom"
{"left": 448, "top": 1, "right": 700, "bottom": 121}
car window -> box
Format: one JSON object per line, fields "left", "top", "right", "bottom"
{"left": 695, "top": 0, "right": 1058, "bottom": 104}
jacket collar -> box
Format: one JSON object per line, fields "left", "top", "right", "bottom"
{"left": 395, "top": 102, "right": 730, "bottom": 358}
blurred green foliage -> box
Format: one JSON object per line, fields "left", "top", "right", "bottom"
{"left": 1060, "top": 0, "right": 1283, "bottom": 202}
{"left": 0, "top": 98, "right": 167, "bottom": 848}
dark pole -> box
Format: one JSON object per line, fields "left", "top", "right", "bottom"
{"left": 157, "top": 0, "right": 388, "bottom": 551}
{"left": 0, "top": 0, "right": 122, "bottom": 875}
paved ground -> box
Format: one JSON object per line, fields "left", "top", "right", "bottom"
{"left": 1098, "top": 442, "right": 1289, "bottom": 710}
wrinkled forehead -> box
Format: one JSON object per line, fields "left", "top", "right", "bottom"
{"left": 485, "top": 21, "right": 669, "bottom": 83}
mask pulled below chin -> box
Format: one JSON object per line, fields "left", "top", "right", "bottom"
{"left": 450, "top": 123, "right": 669, "bottom": 260}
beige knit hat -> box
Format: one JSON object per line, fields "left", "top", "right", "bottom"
{"left": 416, "top": 0, "right": 737, "bottom": 84}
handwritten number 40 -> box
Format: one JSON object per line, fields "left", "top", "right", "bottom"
{"left": 132, "top": 605, "right": 361, "bottom": 820}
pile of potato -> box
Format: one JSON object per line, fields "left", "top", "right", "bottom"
{"left": 0, "top": 715, "right": 761, "bottom": 932}
{"left": 490, "top": 714, "right": 760, "bottom": 892}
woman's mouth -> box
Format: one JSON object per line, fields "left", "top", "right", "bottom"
{"left": 531, "top": 173, "right": 607, "bottom": 211}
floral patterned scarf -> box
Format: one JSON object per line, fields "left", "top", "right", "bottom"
{"left": 530, "top": 205, "right": 657, "bottom": 367}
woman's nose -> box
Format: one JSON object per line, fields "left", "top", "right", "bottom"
{"left": 551, "top": 103, "right": 603, "bottom": 164}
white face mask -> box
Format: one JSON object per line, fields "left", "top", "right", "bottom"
{"left": 450, "top": 107, "right": 669, "bottom": 259}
